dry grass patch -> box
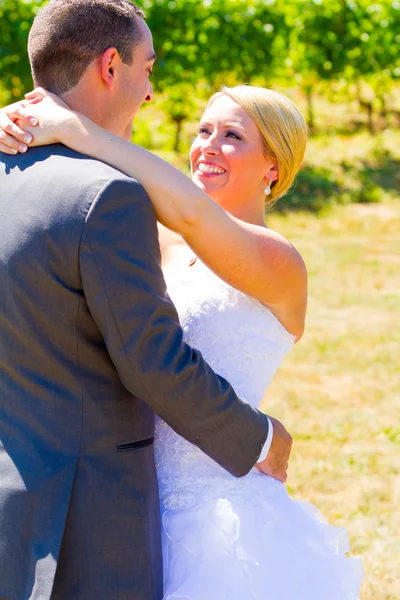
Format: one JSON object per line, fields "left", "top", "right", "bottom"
{"left": 262, "top": 201, "right": 400, "bottom": 600}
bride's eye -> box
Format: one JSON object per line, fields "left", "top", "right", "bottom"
{"left": 197, "top": 126, "right": 211, "bottom": 136}
{"left": 226, "top": 131, "right": 241, "bottom": 140}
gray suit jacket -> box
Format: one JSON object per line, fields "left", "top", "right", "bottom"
{"left": 0, "top": 145, "right": 269, "bottom": 600}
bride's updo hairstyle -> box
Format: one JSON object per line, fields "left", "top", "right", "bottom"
{"left": 206, "top": 86, "right": 308, "bottom": 208}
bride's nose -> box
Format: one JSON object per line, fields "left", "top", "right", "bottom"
{"left": 201, "top": 133, "right": 221, "bottom": 155}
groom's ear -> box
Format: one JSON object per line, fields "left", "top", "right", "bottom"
{"left": 100, "top": 47, "right": 121, "bottom": 89}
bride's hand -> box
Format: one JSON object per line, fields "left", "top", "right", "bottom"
{"left": 0, "top": 99, "right": 38, "bottom": 154}
{"left": 0, "top": 88, "right": 77, "bottom": 154}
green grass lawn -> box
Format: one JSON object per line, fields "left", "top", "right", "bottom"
{"left": 261, "top": 201, "right": 400, "bottom": 600}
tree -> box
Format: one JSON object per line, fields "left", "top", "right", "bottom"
{"left": 280, "top": 0, "right": 400, "bottom": 131}
{"left": 0, "top": 0, "right": 44, "bottom": 104}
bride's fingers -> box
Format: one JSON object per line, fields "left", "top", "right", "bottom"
{"left": 26, "top": 88, "right": 69, "bottom": 111}
{"left": 25, "top": 87, "right": 48, "bottom": 101}
{"left": 25, "top": 87, "right": 47, "bottom": 99}
{"left": 1, "top": 103, "right": 39, "bottom": 128}
{"left": 0, "top": 114, "right": 33, "bottom": 149}
{"left": 26, "top": 97, "right": 43, "bottom": 106}
{"left": 0, "top": 130, "right": 29, "bottom": 154}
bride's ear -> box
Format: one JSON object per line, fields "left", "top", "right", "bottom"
{"left": 100, "top": 47, "right": 120, "bottom": 89}
{"left": 265, "top": 163, "right": 279, "bottom": 184}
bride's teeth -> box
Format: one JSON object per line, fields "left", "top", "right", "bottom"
{"left": 199, "top": 164, "right": 225, "bottom": 174}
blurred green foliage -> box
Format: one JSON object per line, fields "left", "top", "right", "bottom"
{"left": 0, "top": 0, "right": 399, "bottom": 209}
{"left": 1, "top": 0, "right": 399, "bottom": 107}
{"left": 0, "top": 0, "right": 44, "bottom": 103}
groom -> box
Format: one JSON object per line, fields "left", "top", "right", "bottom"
{"left": 0, "top": 1, "right": 292, "bottom": 599}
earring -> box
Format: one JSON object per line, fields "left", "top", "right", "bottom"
{"left": 264, "top": 180, "right": 271, "bottom": 196}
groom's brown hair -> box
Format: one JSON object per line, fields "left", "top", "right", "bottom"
{"left": 28, "top": 0, "right": 145, "bottom": 95}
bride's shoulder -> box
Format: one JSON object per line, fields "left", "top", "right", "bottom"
{"left": 259, "top": 224, "right": 306, "bottom": 275}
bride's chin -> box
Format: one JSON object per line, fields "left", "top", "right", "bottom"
{"left": 192, "top": 176, "right": 207, "bottom": 191}
{"left": 193, "top": 175, "right": 219, "bottom": 191}
{"left": 192, "top": 176, "right": 229, "bottom": 205}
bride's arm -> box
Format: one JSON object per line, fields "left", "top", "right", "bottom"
{"left": 0, "top": 93, "right": 307, "bottom": 338}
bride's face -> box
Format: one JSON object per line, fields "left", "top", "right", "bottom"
{"left": 190, "top": 95, "right": 276, "bottom": 209}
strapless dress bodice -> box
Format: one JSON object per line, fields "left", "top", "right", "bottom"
{"left": 155, "top": 258, "right": 294, "bottom": 510}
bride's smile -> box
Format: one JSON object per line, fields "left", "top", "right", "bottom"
{"left": 196, "top": 161, "right": 227, "bottom": 175}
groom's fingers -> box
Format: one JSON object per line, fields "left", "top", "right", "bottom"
{"left": 255, "top": 416, "right": 292, "bottom": 482}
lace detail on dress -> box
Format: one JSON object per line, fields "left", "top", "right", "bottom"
{"left": 154, "top": 259, "right": 294, "bottom": 511}
{"left": 155, "top": 416, "right": 285, "bottom": 511}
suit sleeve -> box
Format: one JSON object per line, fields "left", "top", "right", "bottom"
{"left": 79, "top": 177, "right": 269, "bottom": 477}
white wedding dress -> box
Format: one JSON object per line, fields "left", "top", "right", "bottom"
{"left": 155, "top": 258, "right": 363, "bottom": 599}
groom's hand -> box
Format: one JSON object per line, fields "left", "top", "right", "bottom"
{"left": 255, "top": 416, "right": 292, "bottom": 483}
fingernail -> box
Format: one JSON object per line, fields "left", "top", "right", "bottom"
{"left": 30, "top": 118, "right": 38, "bottom": 126}
{"left": 24, "top": 134, "right": 32, "bottom": 144}
{"left": 19, "top": 144, "right": 28, "bottom": 153}
{"left": 10, "top": 148, "right": 18, "bottom": 154}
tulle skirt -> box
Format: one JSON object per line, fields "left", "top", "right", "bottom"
{"left": 160, "top": 473, "right": 363, "bottom": 600}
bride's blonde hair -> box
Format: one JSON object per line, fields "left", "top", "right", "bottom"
{"left": 206, "top": 85, "right": 308, "bottom": 208}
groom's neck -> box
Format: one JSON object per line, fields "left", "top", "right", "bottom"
{"left": 60, "top": 86, "right": 132, "bottom": 141}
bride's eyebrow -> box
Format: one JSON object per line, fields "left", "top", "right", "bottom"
{"left": 198, "top": 121, "right": 247, "bottom": 132}
{"left": 223, "top": 121, "right": 246, "bottom": 132}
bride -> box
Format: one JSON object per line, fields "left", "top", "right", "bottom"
{"left": 0, "top": 84, "right": 363, "bottom": 598}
